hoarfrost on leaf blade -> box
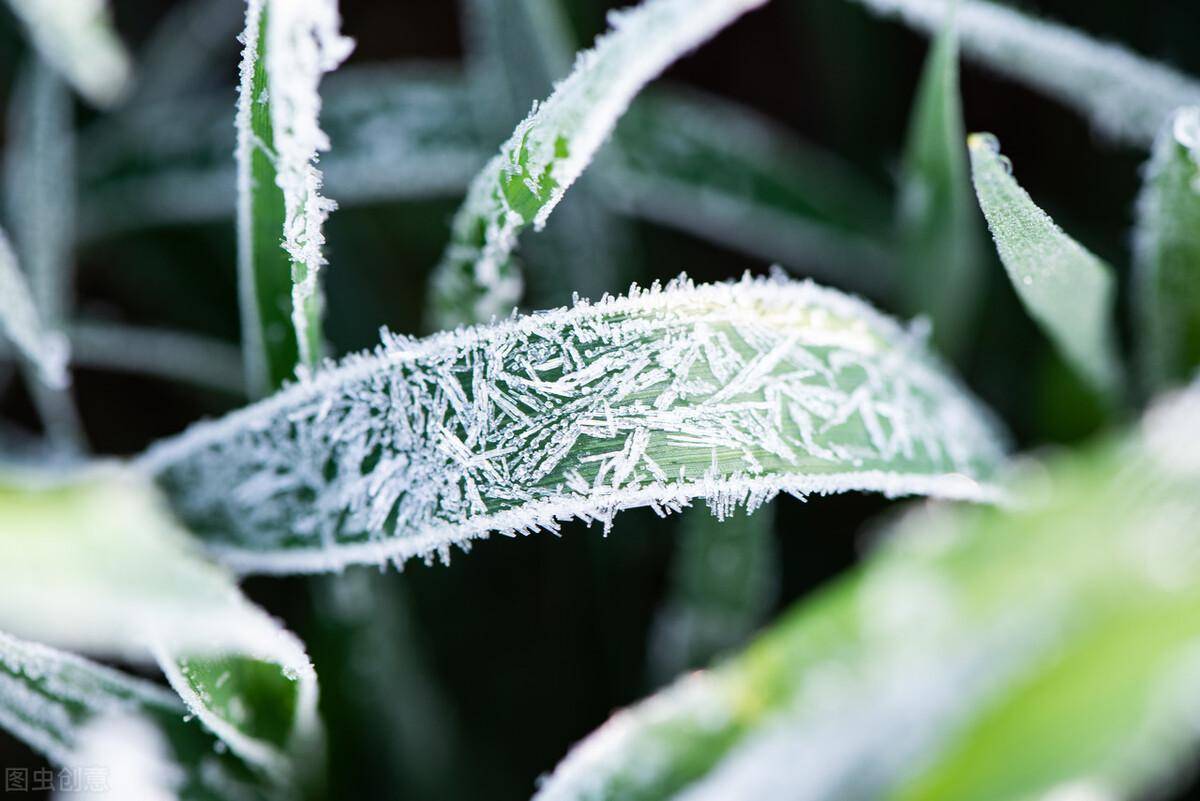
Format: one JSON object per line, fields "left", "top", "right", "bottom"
{"left": 140, "top": 275, "right": 1007, "bottom": 575}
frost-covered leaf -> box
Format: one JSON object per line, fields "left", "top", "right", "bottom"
{"left": 606, "top": 88, "right": 894, "bottom": 294}
{"left": 139, "top": 274, "right": 1005, "bottom": 575}
{"left": 534, "top": 386, "right": 1200, "bottom": 801}
{"left": 647, "top": 506, "right": 778, "bottom": 683}
{"left": 897, "top": 7, "right": 984, "bottom": 355}
{"left": 426, "top": 0, "right": 769, "bottom": 330}
{"left": 1, "top": 0, "right": 132, "bottom": 108}
{"left": 1134, "top": 107, "right": 1200, "bottom": 395}
{"left": 850, "top": 0, "right": 1200, "bottom": 147}
{"left": 79, "top": 63, "right": 486, "bottom": 242}
{"left": 0, "top": 468, "right": 320, "bottom": 782}
{"left": 0, "top": 631, "right": 275, "bottom": 801}
{"left": 0, "top": 226, "right": 68, "bottom": 391}
{"left": 236, "top": 0, "right": 354, "bottom": 394}
{"left": 968, "top": 134, "right": 1122, "bottom": 402}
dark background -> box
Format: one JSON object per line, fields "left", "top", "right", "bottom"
{"left": 1, "top": 1, "right": 1197, "bottom": 799}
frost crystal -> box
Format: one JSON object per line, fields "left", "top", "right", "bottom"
{"left": 429, "top": 0, "right": 769, "bottom": 330}
{"left": 140, "top": 275, "right": 1007, "bottom": 575}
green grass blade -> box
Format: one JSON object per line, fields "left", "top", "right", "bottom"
{"left": 426, "top": 0, "right": 769, "bottom": 330}
{"left": 0, "top": 468, "right": 321, "bottom": 784}
{"left": 0, "top": 631, "right": 275, "bottom": 801}
{"left": 1, "top": 0, "right": 131, "bottom": 108}
{"left": 647, "top": 505, "right": 778, "bottom": 683}
{"left": 139, "top": 274, "right": 1006, "bottom": 575}
{"left": 968, "top": 133, "right": 1123, "bottom": 402}
{"left": 849, "top": 0, "right": 1200, "bottom": 147}
{"left": 897, "top": 7, "right": 984, "bottom": 355}
{"left": 607, "top": 88, "right": 894, "bottom": 294}
{"left": 1134, "top": 107, "right": 1200, "bottom": 395}
{"left": 534, "top": 386, "right": 1200, "bottom": 801}
{"left": 235, "top": 0, "right": 353, "bottom": 394}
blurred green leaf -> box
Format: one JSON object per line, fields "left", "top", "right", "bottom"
{"left": 897, "top": 8, "right": 984, "bottom": 356}
{"left": 609, "top": 88, "right": 894, "bottom": 294}
{"left": 1135, "top": 107, "right": 1200, "bottom": 395}
{"left": 968, "top": 133, "right": 1123, "bottom": 404}
{"left": 535, "top": 387, "right": 1200, "bottom": 801}
{"left": 0, "top": 467, "right": 321, "bottom": 785}
{"left": 0, "top": 630, "right": 274, "bottom": 801}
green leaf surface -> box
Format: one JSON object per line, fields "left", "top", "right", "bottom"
{"left": 139, "top": 274, "right": 1005, "bottom": 575}
{"left": 897, "top": 8, "right": 984, "bottom": 355}
{"left": 968, "top": 133, "right": 1123, "bottom": 402}
{"left": 534, "top": 386, "right": 1200, "bottom": 801}
{"left": 0, "top": 468, "right": 321, "bottom": 784}
{"left": 0, "top": 630, "right": 273, "bottom": 801}
{"left": 235, "top": 0, "right": 352, "bottom": 394}
{"left": 426, "top": 0, "right": 769, "bottom": 330}
{"left": 1135, "top": 107, "right": 1200, "bottom": 394}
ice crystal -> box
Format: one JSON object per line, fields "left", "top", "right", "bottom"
{"left": 140, "top": 275, "right": 1006, "bottom": 575}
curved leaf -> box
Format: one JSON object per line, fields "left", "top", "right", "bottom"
{"left": 968, "top": 133, "right": 1123, "bottom": 402}
{"left": 139, "top": 275, "right": 1005, "bottom": 575}
{"left": 426, "top": 0, "right": 769, "bottom": 329}
{"left": 1134, "top": 107, "right": 1200, "bottom": 394}
{"left": 0, "top": 468, "right": 320, "bottom": 784}
{"left": 533, "top": 386, "right": 1200, "bottom": 801}
{"left": 850, "top": 0, "right": 1200, "bottom": 146}
{"left": 0, "top": 630, "right": 276, "bottom": 801}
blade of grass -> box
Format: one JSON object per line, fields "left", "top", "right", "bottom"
{"left": 426, "top": 0, "right": 769, "bottom": 330}
{"left": 0, "top": 226, "right": 68, "bottom": 392}
{"left": 534, "top": 386, "right": 1200, "bottom": 801}
{"left": 897, "top": 4, "right": 984, "bottom": 356}
{"left": 235, "top": 0, "right": 353, "bottom": 395}
{"left": 0, "top": 630, "right": 276, "bottom": 801}
{"left": 0, "top": 467, "right": 321, "bottom": 785}
{"left": 1134, "top": 107, "right": 1200, "bottom": 395}
{"left": 849, "top": 0, "right": 1200, "bottom": 147}
{"left": 968, "top": 133, "right": 1123, "bottom": 404}
{"left": 138, "top": 274, "right": 1006, "bottom": 575}
{"left": 1, "top": 0, "right": 131, "bottom": 108}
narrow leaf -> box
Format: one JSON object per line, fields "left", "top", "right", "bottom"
{"left": 968, "top": 133, "right": 1123, "bottom": 402}
{"left": 1134, "top": 107, "right": 1200, "bottom": 394}
{"left": 0, "top": 468, "right": 320, "bottom": 783}
{"left": 647, "top": 505, "right": 778, "bottom": 683}
{"left": 607, "top": 88, "right": 894, "bottom": 294}
{"left": 1, "top": 0, "right": 131, "bottom": 108}
{"left": 235, "top": 0, "right": 354, "bottom": 394}
{"left": 0, "top": 630, "right": 273, "bottom": 801}
{"left": 849, "top": 0, "right": 1200, "bottom": 147}
{"left": 426, "top": 0, "right": 769, "bottom": 330}
{"left": 534, "top": 386, "right": 1200, "bottom": 801}
{"left": 897, "top": 7, "right": 984, "bottom": 354}
{"left": 139, "top": 274, "right": 1005, "bottom": 575}
{"left": 0, "top": 226, "right": 68, "bottom": 390}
